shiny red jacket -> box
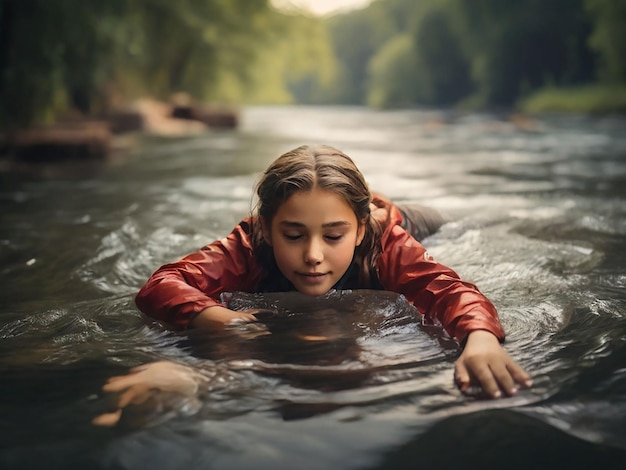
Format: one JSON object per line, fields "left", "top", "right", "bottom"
{"left": 135, "top": 195, "right": 505, "bottom": 342}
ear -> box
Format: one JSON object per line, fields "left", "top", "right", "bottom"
{"left": 260, "top": 217, "right": 272, "bottom": 246}
{"left": 356, "top": 219, "right": 366, "bottom": 246}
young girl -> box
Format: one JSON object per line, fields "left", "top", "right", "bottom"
{"left": 133, "top": 144, "right": 532, "bottom": 399}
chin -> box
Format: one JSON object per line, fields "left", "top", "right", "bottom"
{"left": 295, "top": 284, "right": 334, "bottom": 297}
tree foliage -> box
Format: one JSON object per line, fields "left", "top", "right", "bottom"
{"left": 411, "top": 5, "right": 472, "bottom": 106}
{"left": 2, "top": 0, "right": 625, "bottom": 129}
{"left": 0, "top": 0, "right": 277, "bottom": 131}
{"left": 448, "top": 0, "right": 595, "bottom": 106}
{"left": 0, "top": 0, "right": 127, "bottom": 129}
{"left": 250, "top": 13, "right": 338, "bottom": 105}
{"left": 585, "top": 0, "right": 626, "bottom": 82}
{"left": 367, "top": 34, "right": 419, "bottom": 108}
{"left": 320, "top": 0, "right": 621, "bottom": 110}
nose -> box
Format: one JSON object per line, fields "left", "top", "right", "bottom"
{"left": 304, "top": 237, "right": 324, "bottom": 265}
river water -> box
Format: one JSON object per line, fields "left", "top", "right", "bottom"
{"left": 1, "top": 106, "right": 625, "bottom": 469}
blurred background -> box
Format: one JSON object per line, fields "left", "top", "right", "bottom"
{"left": 1, "top": 0, "right": 625, "bottom": 139}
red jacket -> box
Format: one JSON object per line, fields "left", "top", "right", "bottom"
{"left": 135, "top": 195, "right": 505, "bottom": 342}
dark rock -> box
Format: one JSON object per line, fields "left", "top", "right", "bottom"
{"left": 103, "top": 109, "right": 146, "bottom": 134}
{"left": 10, "top": 121, "right": 111, "bottom": 162}
{"left": 170, "top": 104, "right": 239, "bottom": 129}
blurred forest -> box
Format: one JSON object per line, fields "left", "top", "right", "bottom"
{"left": 1, "top": 0, "right": 625, "bottom": 133}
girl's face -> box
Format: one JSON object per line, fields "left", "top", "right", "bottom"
{"left": 263, "top": 187, "right": 365, "bottom": 296}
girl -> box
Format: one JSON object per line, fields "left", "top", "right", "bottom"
{"left": 134, "top": 144, "right": 532, "bottom": 399}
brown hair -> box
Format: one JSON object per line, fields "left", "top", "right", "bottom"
{"left": 252, "top": 145, "right": 382, "bottom": 284}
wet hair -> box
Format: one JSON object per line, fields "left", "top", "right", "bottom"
{"left": 252, "top": 144, "right": 382, "bottom": 284}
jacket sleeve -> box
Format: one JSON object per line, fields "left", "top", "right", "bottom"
{"left": 375, "top": 207, "right": 505, "bottom": 344}
{"left": 135, "top": 218, "right": 263, "bottom": 329}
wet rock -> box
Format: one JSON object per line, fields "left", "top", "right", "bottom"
{"left": 132, "top": 98, "right": 207, "bottom": 136}
{"left": 170, "top": 104, "right": 239, "bottom": 129}
{"left": 103, "top": 109, "right": 146, "bottom": 134}
{"left": 9, "top": 121, "right": 111, "bottom": 162}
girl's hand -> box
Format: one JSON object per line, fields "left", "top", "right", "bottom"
{"left": 454, "top": 330, "right": 532, "bottom": 398}
{"left": 92, "top": 361, "right": 202, "bottom": 427}
{"left": 190, "top": 305, "right": 262, "bottom": 330}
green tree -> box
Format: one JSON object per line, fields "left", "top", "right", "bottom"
{"left": 586, "top": 0, "right": 626, "bottom": 82}
{"left": 0, "top": 0, "right": 277, "bottom": 131}
{"left": 410, "top": 5, "right": 473, "bottom": 105}
{"left": 325, "top": 0, "right": 417, "bottom": 104}
{"left": 335, "top": 0, "right": 473, "bottom": 108}
{"left": 0, "top": 0, "right": 127, "bottom": 130}
{"left": 448, "top": 0, "right": 595, "bottom": 106}
{"left": 367, "top": 33, "right": 421, "bottom": 108}
{"left": 326, "top": 11, "right": 380, "bottom": 104}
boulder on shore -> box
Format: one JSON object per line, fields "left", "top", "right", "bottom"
{"left": 0, "top": 96, "right": 239, "bottom": 162}
{"left": 170, "top": 104, "right": 239, "bottom": 129}
{"left": 103, "top": 109, "right": 146, "bottom": 134}
{"left": 9, "top": 121, "right": 111, "bottom": 162}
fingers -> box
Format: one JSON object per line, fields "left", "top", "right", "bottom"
{"left": 101, "top": 365, "right": 150, "bottom": 392}
{"left": 470, "top": 362, "right": 503, "bottom": 399}
{"left": 507, "top": 360, "right": 534, "bottom": 389}
{"left": 227, "top": 311, "right": 270, "bottom": 337}
{"left": 102, "top": 375, "right": 138, "bottom": 393}
{"left": 490, "top": 362, "right": 519, "bottom": 397}
{"left": 94, "top": 383, "right": 156, "bottom": 428}
{"left": 101, "top": 368, "right": 158, "bottom": 392}
{"left": 92, "top": 410, "right": 123, "bottom": 427}
{"left": 250, "top": 309, "right": 276, "bottom": 321}
{"left": 455, "top": 353, "right": 533, "bottom": 399}
{"left": 227, "top": 313, "right": 258, "bottom": 324}
{"left": 493, "top": 356, "right": 533, "bottom": 395}
{"left": 454, "top": 362, "right": 471, "bottom": 393}
{"left": 117, "top": 384, "right": 153, "bottom": 408}
{"left": 95, "top": 361, "right": 203, "bottom": 428}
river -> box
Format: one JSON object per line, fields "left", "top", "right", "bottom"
{"left": 1, "top": 106, "right": 625, "bottom": 469}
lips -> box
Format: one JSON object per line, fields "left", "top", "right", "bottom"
{"left": 297, "top": 272, "right": 329, "bottom": 282}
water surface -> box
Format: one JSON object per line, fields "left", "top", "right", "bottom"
{"left": 1, "top": 106, "right": 625, "bottom": 469}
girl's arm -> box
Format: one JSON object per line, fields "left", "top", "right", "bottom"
{"left": 135, "top": 219, "right": 264, "bottom": 329}
{"left": 377, "top": 223, "right": 505, "bottom": 341}
{"left": 376, "top": 223, "right": 531, "bottom": 397}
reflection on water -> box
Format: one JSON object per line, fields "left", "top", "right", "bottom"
{"left": 1, "top": 106, "right": 625, "bottom": 469}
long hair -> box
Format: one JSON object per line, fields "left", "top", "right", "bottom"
{"left": 252, "top": 145, "right": 382, "bottom": 285}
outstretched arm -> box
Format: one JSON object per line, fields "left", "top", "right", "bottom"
{"left": 375, "top": 219, "right": 532, "bottom": 398}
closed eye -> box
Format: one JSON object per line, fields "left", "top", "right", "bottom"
{"left": 325, "top": 234, "right": 344, "bottom": 241}
{"left": 283, "top": 233, "right": 302, "bottom": 241}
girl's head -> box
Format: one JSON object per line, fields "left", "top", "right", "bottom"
{"left": 253, "top": 145, "right": 381, "bottom": 294}
{"left": 256, "top": 145, "right": 371, "bottom": 225}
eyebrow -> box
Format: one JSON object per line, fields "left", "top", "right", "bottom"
{"left": 278, "top": 221, "right": 352, "bottom": 228}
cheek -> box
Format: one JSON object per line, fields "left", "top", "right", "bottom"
{"left": 334, "top": 238, "right": 359, "bottom": 261}
{"left": 272, "top": 241, "right": 296, "bottom": 265}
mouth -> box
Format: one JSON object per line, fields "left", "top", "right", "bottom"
{"left": 297, "top": 271, "right": 329, "bottom": 282}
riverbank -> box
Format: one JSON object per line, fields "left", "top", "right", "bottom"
{"left": 0, "top": 98, "right": 239, "bottom": 162}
